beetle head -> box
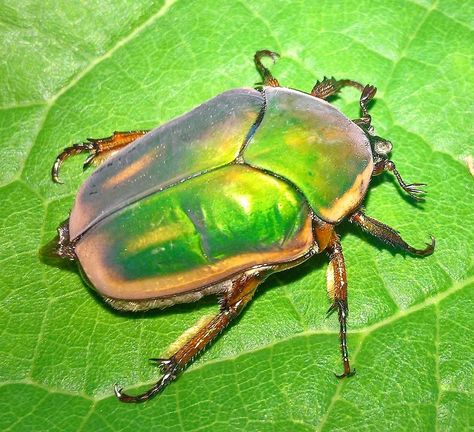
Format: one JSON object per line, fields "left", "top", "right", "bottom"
{"left": 371, "top": 135, "right": 393, "bottom": 159}
{"left": 361, "top": 125, "right": 393, "bottom": 162}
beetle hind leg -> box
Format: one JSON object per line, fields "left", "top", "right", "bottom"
{"left": 52, "top": 130, "right": 149, "bottom": 184}
{"left": 114, "top": 270, "right": 270, "bottom": 403}
{"left": 56, "top": 218, "right": 76, "bottom": 260}
{"left": 325, "top": 231, "right": 355, "bottom": 378}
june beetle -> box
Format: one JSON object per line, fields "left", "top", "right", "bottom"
{"left": 52, "top": 50, "right": 434, "bottom": 403}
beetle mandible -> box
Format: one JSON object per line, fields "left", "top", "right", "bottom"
{"left": 51, "top": 50, "right": 435, "bottom": 403}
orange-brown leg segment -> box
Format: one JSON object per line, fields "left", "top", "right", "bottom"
{"left": 115, "top": 270, "right": 270, "bottom": 403}
{"left": 254, "top": 50, "right": 280, "bottom": 87}
{"left": 349, "top": 210, "right": 435, "bottom": 256}
{"left": 52, "top": 130, "right": 149, "bottom": 183}
{"left": 326, "top": 231, "right": 355, "bottom": 378}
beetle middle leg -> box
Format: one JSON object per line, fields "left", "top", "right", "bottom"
{"left": 325, "top": 231, "right": 355, "bottom": 379}
{"left": 52, "top": 130, "right": 149, "bottom": 183}
{"left": 114, "top": 270, "right": 270, "bottom": 403}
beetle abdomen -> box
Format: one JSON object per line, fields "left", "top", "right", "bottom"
{"left": 244, "top": 87, "right": 373, "bottom": 223}
{"left": 69, "top": 88, "right": 264, "bottom": 239}
{"left": 75, "top": 165, "right": 314, "bottom": 300}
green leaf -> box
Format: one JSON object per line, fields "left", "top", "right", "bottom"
{"left": 1, "top": 0, "right": 473, "bottom": 430}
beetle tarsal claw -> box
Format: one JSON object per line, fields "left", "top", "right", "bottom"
{"left": 402, "top": 182, "right": 427, "bottom": 200}
{"left": 113, "top": 382, "right": 159, "bottom": 403}
{"left": 404, "top": 235, "right": 435, "bottom": 256}
{"left": 260, "top": 50, "right": 280, "bottom": 63}
{"left": 326, "top": 299, "right": 347, "bottom": 318}
{"left": 383, "top": 161, "right": 429, "bottom": 201}
{"left": 82, "top": 151, "right": 98, "bottom": 170}
{"left": 149, "top": 358, "right": 174, "bottom": 373}
{"left": 414, "top": 235, "right": 436, "bottom": 256}
{"left": 114, "top": 371, "right": 178, "bottom": 403}
{"left": 326, "top": 303, "right": 338, "bottom": 317}
{"left": 334, "top": 368, "right": 356, "bottom": 379}
{"left": 51, "top": 141, "right": 97, "bottom": 184}
{"left": 361, "top": 85, "right": 377, "bottom": 102}
{"left": 113, "top": 384, "right": 123, "bottom": 398}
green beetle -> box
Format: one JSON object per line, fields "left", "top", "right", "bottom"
{"left": 52, "top": 50, "right": 434, "bottom": 403}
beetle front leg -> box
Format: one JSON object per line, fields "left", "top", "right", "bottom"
{"left": 326, "top": 232, "right": 355, "bottom": 379}
{"left": 349, "top": 210, "right": 435, "bottom": 256}
{"left": 114, "top": 270, "right": 270, "bottom": 403}
{"left": 373, "top": 159, "right": 427, "bottom": 201}
{"left": 52, "top": 130, "right": 149, "bottom": 183}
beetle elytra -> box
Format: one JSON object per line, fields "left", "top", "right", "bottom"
{"left": 52, "top": 50, "right": 434, "bottom": 403}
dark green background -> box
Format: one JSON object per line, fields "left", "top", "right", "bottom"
{"left": 0, "top": 0, "right": 472, "bottom": 430}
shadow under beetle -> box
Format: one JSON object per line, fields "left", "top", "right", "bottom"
{"left": 51, "top": 50, "right": 435, "bottom": 403}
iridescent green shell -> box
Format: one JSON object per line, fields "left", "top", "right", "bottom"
{"left": 69, "top": 88, "right": 264, "bottom": 239}
{"left": 70, "top": 86, "right": 373, "bottom": 302}
{"left": 75, "top": 165, "right": 313, "bottom": 300}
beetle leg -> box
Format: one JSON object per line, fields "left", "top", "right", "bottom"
{"left": 326, "top": 231, "right": 355, "bottom": 379}
{"left": 311, "top": 79, "right": 376, "bottom": 126}
{"left": 52, "top": 130, "right": 149, "bottom": 184}
{"left": 373, "top": 159, "right": 427, "bottom": 201}
{"left": 349, "top": 210, "right": 435, "bottom": 256}
{"left": 254, "top": 50, "right": 280, "bottom": 87}
{"left": 311, "top": 77, "right": 363, "bottom": 99}
{"left": 114, "top": 270, "right": 270, "bottom": 403}
{"left": 356, "top": 84, "right": 377, "bottom": 126}
{"left": 56, "top": 218, "right": 76, "bottom": 260}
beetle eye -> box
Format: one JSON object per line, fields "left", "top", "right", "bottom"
{"left": 374, "top": 139, "right": 392, "bottom": 156}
